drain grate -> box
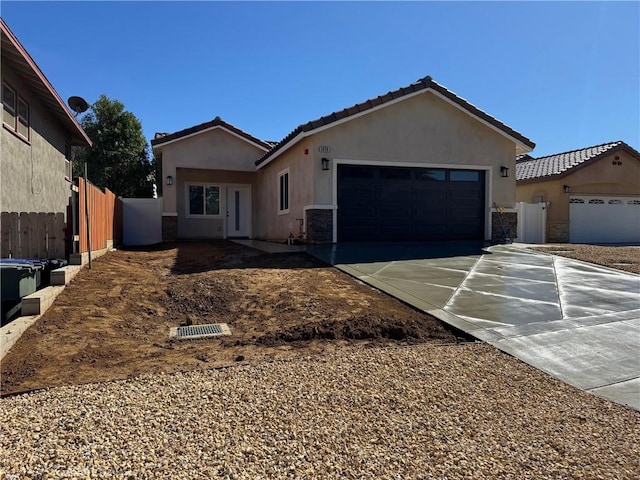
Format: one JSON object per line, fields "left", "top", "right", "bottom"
{"left": 170, "top": 323, "right": 231, "bottom": 340}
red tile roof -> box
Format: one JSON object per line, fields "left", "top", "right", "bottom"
{"left": 256, "top": 75, "right": 535, "bottom": 167}
{"left": 151, "top": 116, "right": 271, "bottom": 151}
{"left": 516, "top": 141, "right": 640, "bottom": 182}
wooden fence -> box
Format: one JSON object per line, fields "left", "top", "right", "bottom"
{"left": 77, "top": 177, "right": 122, "bottom": 254}
{"left": 0, "top": 180, "right": 123, "bottom": 260}
{"left": 0, "top": 212, "right": 66, "bottom": 259}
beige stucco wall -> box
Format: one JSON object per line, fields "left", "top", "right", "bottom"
{"left": 256, "top": 90, "right": 520, "bottom": 242}
{"left": 1, "top": 65, "right": 72, "bottom": 216}
{"left": 516, "top": 150, "right": 640, "bottom": 241}
{"left": 254, "top": 146, "right": 314, "bottom": 241}
{"left": 157, "top": 127, "right": 266, "bottom": 216}
{"left": 173, "top": 168, "right": 256, "bottom": 239}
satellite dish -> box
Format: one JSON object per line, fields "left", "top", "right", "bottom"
{"left": 67, "top": 96, "right": 89, "bottom": 116}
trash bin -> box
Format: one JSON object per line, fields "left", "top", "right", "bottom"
{"left": 0, "top": 261, "right": 41, "bottom": 302}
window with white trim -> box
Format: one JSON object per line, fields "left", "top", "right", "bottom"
{"left": 2, "top": 83, "right": 15, "bottom": 126}
{"left": 278, "top": 169, "right": 289, "bottom": 213}
{"left": 188, "top": 184, "right": 220, "bottom": 216}
{"left": 65, "top": 143, "right": 72, "bottom": 180}
{"left": 2, "top": 82, "right": 29, "bottom": 140}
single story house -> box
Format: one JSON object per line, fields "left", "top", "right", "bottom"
{"left": 516, "top": 141, "right": 640, "bottom": 243}
{"left": 152, "top": 75, "right": 535, "bottom": 244}
{"left": 1, "top": 18, "right": 92, "bottom": 258}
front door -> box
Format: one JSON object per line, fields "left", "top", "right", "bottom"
{"left": 226, "top": 186, "right": 251, "bottom": 238}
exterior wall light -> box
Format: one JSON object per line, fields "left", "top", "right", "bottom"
{"left": 166, "top": 175, "right": 173, "bottom": 185}
{"left": 500, "top": 166, "right": 509, "bottom": 178}
{"left": 563, "top": 185, "right": 570, "bottom": 193}
{"left": 321, "top": 157, "right": 330, "bottom": 171}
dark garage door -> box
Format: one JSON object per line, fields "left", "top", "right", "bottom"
{"left": 337, "top": 165, "right": 485, "bottom": 242}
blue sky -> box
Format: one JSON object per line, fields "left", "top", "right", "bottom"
{"left": 2, "top": 1, "right": 639, "bottom": 156}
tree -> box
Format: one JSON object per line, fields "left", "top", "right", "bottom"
{"left": 73, "top": 95, "right": 155, "bottom": 197}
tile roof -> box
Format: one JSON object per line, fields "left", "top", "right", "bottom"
{"left": 256, "top": 75, "right": 535, "bottom": 167}
{"left": 516, "top": 141, "right": 640, "bottom": 181}
{"left": 151, "top": 116, "right": 271, "bottom": 151}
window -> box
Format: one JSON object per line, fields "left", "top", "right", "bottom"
{"left": 2, "top": 82, "right": 29, "bottom": 140}
{"left": 188, "top": 185, "right": 220, "bottom": 216}
{"left": 450, "top": 170, "right": 480, "bottom": 182}
{"left": 2, "top": 83, "right": 15, "bottom": 126}
{"left": 17, "top": 97, "right": 29, "bottom": 138}
{"left": 379, "top": 167, "right": 411, "bottom": 180}
{"left": 278, "top": 169, "right": 289, "bottom": 213}
{"left": 65, "top": 143, "right": 72, "bottom": 180}
{"left": 416, "top": 169, "right": 445, "bottom": 181}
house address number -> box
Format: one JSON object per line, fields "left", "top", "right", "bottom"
{"left": 318, "top": 145, "right": 330, "bottom": 153}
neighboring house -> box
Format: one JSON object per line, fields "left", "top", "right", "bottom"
{"left": 153, "top": 75, "right": 535, "bottom": 244}
{"left": 1, "top": 18, "right": 92, "bottom": 256}
{"left": 516, "top": 141, "right": 640, "bottom": 243}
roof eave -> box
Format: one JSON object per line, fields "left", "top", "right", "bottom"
{"left": 256, "top": 81, "right": 535, "bottom": 168}
{"left": 1, "top": 18, "right": 92, "bottom": 147}
{"left": 151, "top": 118, "right": 271, "bottom": 152}
{"left": 516, "top": 173, "right": 565, "bottom": 184}
{"left": 426, "top": 89, "right": 535, "bottom": 153}
{"left": 516, "top": 143, "right": 640, "bottom": 183}
{"left": 255, "top": 130, "right": 306, "bottom": 170}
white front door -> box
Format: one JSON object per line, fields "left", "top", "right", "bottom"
{"left": 226, "top": 186, "right": 251, "bottom": 238}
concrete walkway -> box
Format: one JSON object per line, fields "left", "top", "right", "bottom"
{"left": 232, "top": 239, "right": 307, "bottom": 254}
{"left": 308, "top": 242, "right": 640, "bottom": 410}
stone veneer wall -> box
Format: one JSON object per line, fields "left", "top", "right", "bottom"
{"left": 547, "top": 222, "right": 569, "bottom": 243}
{"left": 162, "top": 216, "right": 178, "bottom": 241}
{"left": 491, "top": 212, "right": 517, "bottom": 243}
{"left": 305, "top": 209, "right": 333, "bottom": 244}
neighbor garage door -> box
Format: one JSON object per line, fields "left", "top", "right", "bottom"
{"left": 570, "top": 196, "right": 640, "bottom": 243}
{"left": 337, "top": 165, "right": 485, "bottom": 241}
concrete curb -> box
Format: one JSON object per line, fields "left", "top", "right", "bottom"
{"left": 0, "top": 264, "right": 83, "bottom": 361}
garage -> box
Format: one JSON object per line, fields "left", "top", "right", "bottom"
{"left": 337, "top": 165, "right": 485, "bottom": 242}
{"left": 570, "top": 196, "right": 640, "bottom": 243}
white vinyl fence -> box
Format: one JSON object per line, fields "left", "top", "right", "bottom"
{"left": 122, "top": 198, "right": 162, "bottom": 246}
{"left": 516, "top": 202, "right": 547, "bottom": 244}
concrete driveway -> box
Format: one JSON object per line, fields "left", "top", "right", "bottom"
{"left": 308, "top": 242, "right": 640, "bottom": 410}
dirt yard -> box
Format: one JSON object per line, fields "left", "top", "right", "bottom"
{"left": 530, "top": 244, "right": 640, "bottom": 274}
{"left": 1, "top": 242, "right": 462, "bottom": 396}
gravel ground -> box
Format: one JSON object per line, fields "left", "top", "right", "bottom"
{"left": 1, "top": 344, "right": 638, "bottom": 479}
{"left": 530, "top": 244, "right": 640, "bottom": 274}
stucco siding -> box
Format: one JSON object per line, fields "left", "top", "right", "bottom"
{"left": 160, "top": 128, "right": 266, "bottom": 215}
{"left": 565, "top": 151, "right": 640, "bottom": 195}
{"left": 256, "top": 90, "right": 520, "bottom": 242}
{"left": 254, "top": 148, "right": 314, "bottom": 242}
{"left": 173, "top": 168, "right": 255, "bottom": 239}
{"left": 1, "top": 66, "right": 71, "bottom": 216}
{"left": 308, "top": 91, "right": 516, "bottom": 208}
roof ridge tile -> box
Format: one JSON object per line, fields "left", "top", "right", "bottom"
{"left": 151, "top": 116, "right": 270, "bottom": 149}
{"left": 256, "top": 75, "right": 535, "bottom": 167}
